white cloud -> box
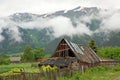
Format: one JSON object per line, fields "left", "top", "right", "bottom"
{"left": 106, "top": 13, "right": 120, "bottom": 30}
{"left": 89, "top": 0, "right": 120, "bottom": 9}
{"left": 20, "top": 16, "right": 92, "bottom": 37}
{"left": 0, "top": 18, "right": 22, "bottom": 42}
{"left": 1, "top": 9, "right": 120, "bottom": 42}
{"left": 7, "top": 25, "right": 22, "bottom": 42}
{"left": 0, "top": 19, "right": 6, "bottom": 41}
{"left": 0, "top": 0, "right": 120, "bottom": 17}
{"left": 97, "top": 11, "right": 120, "bottom": 33}
{"left": 45, "top": 16, "right": 75, "bottom": 37}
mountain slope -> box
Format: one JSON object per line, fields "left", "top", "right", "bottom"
{"left": 0, "top": 6, "right": 120, "bottom": 54}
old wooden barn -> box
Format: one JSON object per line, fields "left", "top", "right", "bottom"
{"left": 39, "top": 39, "right": 102, "bottom": 71}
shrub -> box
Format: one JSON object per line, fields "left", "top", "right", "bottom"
{"left": 11, "top": 68, "right": 21, "bottom": 73}
{"left": 41, "top": 65, "right": 58, "bottom": 72}
{"left": 0, "top": 56, "right": 10, "bottom": 65}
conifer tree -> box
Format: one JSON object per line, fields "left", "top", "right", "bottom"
{"left": 89, "top": 39, "right": 97, "bottom": 53}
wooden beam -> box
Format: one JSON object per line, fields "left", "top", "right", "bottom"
{"left": 60, "top": 44, "right": 67, "bottom": 45}
{"left": 56, "top": 48, "right": 69, "bottom": 52}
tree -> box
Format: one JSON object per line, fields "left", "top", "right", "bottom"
{"left": 0, "top": 55, "right": 10, "bottom": 65}
{"left": 88, "top": 39, "right": 97, "bottom": 53}
{"left": 33, "top": 48, "right": 44, "bottom": 60}
{"left": 22, "top": 45, "right": 35, "bottom": 62}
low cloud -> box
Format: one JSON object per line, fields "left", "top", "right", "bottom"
{"left": 0, "top": 8, "right": 120, "bottom": 42}
{"left": 45, "top": 16, "right": 92, "bottom": 37}
{"left": 7, "top": 25, "right": 22, "bottom": 42}
{"left": 96, "top": 10, "right": 120, "bottom": 33}
{"left": 0, "top": 18, "right": 22, "bottom": 42}
{"left": 20, "top": 16, "right": 92, "bottom": 37}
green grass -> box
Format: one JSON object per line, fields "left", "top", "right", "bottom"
{"left": 57, "top": 65, "right": 120, "bottom": 80}
{"left": 0, "top": 62, "right": 40, "bottom": 74}
{"left": 1, "top": 63, "right": 120, "bottom": 80}
{"left": 6, "top": 52, "right": 23, "bottom": 56}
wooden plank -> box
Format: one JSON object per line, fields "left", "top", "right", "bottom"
{"left": 56, "top": 48, "right": 69, "bottom": 52}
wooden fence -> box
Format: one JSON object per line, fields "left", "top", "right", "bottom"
{"left": 0, "top": 74, "right": 21, "bottom": 80}
{"left": 0, "top": 68, "right": 71, "bottom": 80}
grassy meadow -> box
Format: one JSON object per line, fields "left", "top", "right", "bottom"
{"left": 0, "top": 46, "right": 120, "bottom": 79}
{"left": 0, "top": 62, "right": 40, "bottom": 74}
{"left": 0, "top": 63, "right": 120, "bottom": 80}
{"left": 57, "top": 65, "right": 120, "bottom": 80}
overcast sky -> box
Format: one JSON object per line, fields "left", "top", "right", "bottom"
{"left": 0, "top": 0, "right": 120, "bottom": 17}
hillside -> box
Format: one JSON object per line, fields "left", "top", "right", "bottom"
{"left": 0, "top": 6, "right": 120, "bottom": 54}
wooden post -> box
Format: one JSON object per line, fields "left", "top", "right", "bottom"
{"left": 20, "top": 69, "right": 26, "bottom": 80}
{"left": 78, "top": 61, "right": 81, "bottom": 71}
{"left": 70, "top": 61, "right": 72, "bottom": 77}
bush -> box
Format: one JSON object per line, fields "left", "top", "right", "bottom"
{"left": 41, "top": 65, "right": 58, "bottom": 72}
{"left": 112, "top": 64, "right": 120, "bottom": 72}
{"left": 98, "top": 47, "right": 120, "bottom": 60}
{"left": 0, "top": 55, "right": 10, "bottom": 65}
{"left": 11, "top": 68, "right": 21, "bottom": 73}
{"left": 0, "top": 68, "right": 20, "bottom": 76}
{"left": 90, "top": 66, "right": 110, "bottom": 72}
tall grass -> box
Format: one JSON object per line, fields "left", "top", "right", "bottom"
{"left": 1, "top": 63, "right": 120, "bottom": 80}
{"left": 0, "top": 62, "right": 40, "bottom": 73}
{"left": 57, "top": 65, "right": 120, "bottom": 80}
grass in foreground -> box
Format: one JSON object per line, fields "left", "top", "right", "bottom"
{"left": 58, "top": 65, "right": 120, "bottom": 80}
{"left": 1, "top": 63, "right": 120, "bottom": 80}
{"left": 0, "top": 62, "right": 40, "bottom": 74}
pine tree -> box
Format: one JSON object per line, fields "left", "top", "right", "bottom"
{"left": 88, "top": 39, "right": 97, "bottom": 53}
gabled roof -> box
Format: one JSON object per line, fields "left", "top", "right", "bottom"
{"left": 65, "top": 39, "right": 83, "bottom": 54}
{"left": 52, "top": 39, "right": 101, "bottom": 63}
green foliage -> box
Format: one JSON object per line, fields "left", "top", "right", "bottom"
{"left": 0, "top": 63, "right": 40, "bottom": 74}
{"left": 0, "top": 71, "right": 15, "bottom": 76}
{"left": 0, "top": 68, "right": 21, "bottom": 76}
{"left": 11, "top": 68, "right": 21, "bottom": 73}
{"left": 111, "top": 64, "right": 120, "bottom": 72}
{"left": 41, "top": 65, "right": 58, "bottom": 72}
{"left": 88, "top": 39, "right": 97, "bottom": 53}
{"left": 0, "top": 55, "right": 10, "bottom": 65}
{"left": 22, "top": 45, "right": 45, "bottom": 62}
{"left": 43, "top": 54, "right": 51, "bottom": 59}
{"left": 0, "top": 28, "right": 52, "bottom": 54}
{"left": 98, "top": 46, "right": 120, "bottom": 60}
{"left": 22, "top": 45, "right": 35, "bottom": 62}
{"left": 58, "top": 72, "right": 82, "bottom": 80}
{"left": 57, "top": 65, "right": 120, "bottom": 80}
{"left": 1, "top": 63, "right": 120, "bottom": 80}
{"left": 33, "top": 48, "right": 44, "bottom": 60}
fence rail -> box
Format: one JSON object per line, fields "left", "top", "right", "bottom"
{"left": 0, "top": 74, "right": 21, "bottom": 80}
